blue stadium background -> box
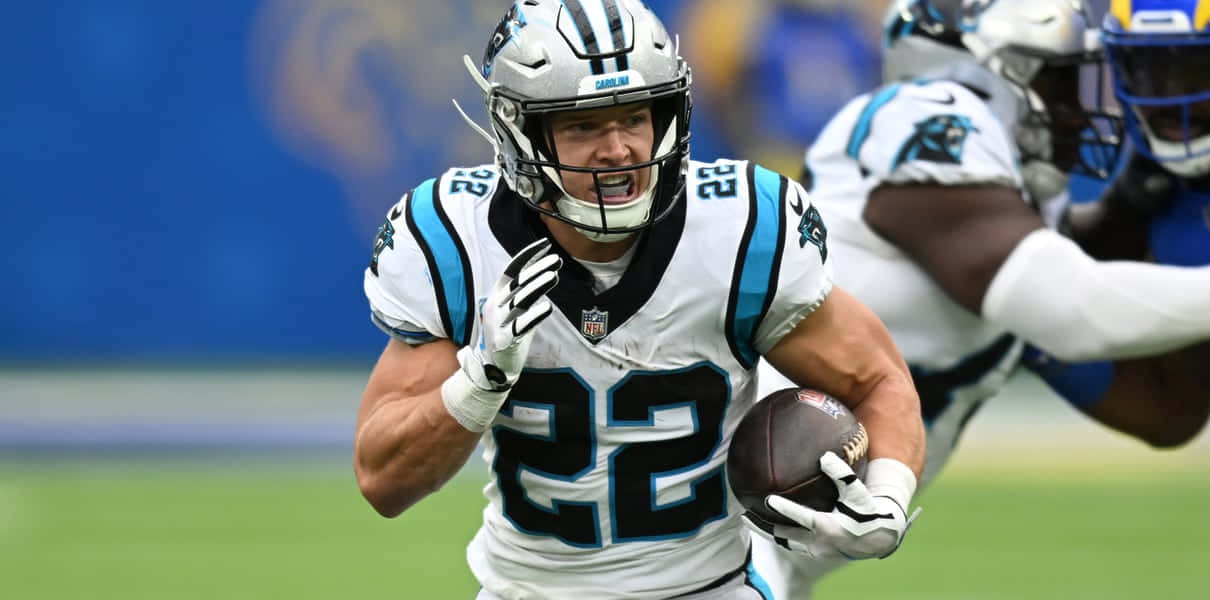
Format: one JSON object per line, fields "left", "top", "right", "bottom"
{"left": 0, "top": 0, "right": 906, "bottom": 366}
{"left": 2, "top": 0, "right": 1115, "bottom": 366}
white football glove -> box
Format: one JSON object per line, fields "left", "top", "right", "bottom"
{"left": 744, "top": 452, "right": 922, "bottom": 561}
{"left": 442, "top": 238, "right": 561, "bottom": 432}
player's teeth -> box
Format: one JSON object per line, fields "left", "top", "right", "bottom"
{"left": 600, "top": 175, "right": 629, "bottom": 185}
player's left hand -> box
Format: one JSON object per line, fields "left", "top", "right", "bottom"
{"left": 745, "top": 452, "right": 921, "bottom": 560}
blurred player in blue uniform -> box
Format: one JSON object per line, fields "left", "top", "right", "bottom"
{"left": 752, "top": 1, "right": 1210, "bottom": 597}
{"left": 1102, "top": 0, "right": 1210, "bottom": 267}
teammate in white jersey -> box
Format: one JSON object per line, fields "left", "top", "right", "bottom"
{"left": 752, "top": 1, "right": 1210, "bottom": 597}
{"left": 353, "top": 2, "right": 926, "bottom": 598}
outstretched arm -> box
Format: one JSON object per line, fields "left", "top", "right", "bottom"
{"left": 1045, "top": 157, "right": 1209, "bottom": 448}
{"left": 873, "top": 179, "right": 1210, "bottom": 447}
{"left": 866, "top": 182, "right": 1210, "bottom": 361}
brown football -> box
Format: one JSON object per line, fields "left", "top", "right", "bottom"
{"left": 727, "top": 387, "right": 869, "bottom": 527}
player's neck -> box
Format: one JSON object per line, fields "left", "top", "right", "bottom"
{"left": 540, "top": 213, "right": 638, "bottom": 262}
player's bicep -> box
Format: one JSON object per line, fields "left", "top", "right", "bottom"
{"left": 763, "top": 286, "right": 909, "bottom": 410}
{"left": 865, "top": 182, "right": 1045, "bottom": 313}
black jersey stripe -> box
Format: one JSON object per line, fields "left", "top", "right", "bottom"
{"left": 725, "top": 163, "right": 785, "bottom": 369}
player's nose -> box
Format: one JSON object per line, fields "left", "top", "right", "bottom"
{"left": 594, "top": 127, "right": 631, "bottom": 164}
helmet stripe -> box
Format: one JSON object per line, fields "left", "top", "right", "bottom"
{"left": 562, "top": 0, "right": 607, "bottom": 74}
{"left": 603, "top": 0, "right": 629, "bottom": 71}
{"left": 1198, "top": 0, "right": 1210, "bottom": 29}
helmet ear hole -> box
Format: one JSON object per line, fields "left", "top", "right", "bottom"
{"left": 522, "top": 118, "right": 554, "bottom": 162}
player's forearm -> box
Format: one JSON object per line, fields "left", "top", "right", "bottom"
{"left": 1093, "top": 345, "right": 1210, "bottom": 448}
{"left": 984, "top": 229, "right": 1210, "bottom": 361}
{"left": 851, "top": 373, "right": 926, "bottom": 480}
{"left": 354, "top": 390, "right": 482, "bottom": 518}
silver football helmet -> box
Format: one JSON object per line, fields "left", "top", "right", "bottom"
{"left": 461, "top": 0, "right": 691, "bottom": 242}
{"left": 882, "top": 0, "right": 1122, "bottom": 198}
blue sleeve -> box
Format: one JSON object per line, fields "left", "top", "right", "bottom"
{"left": 1148, "top": 186, "right": 1210, "bottom": 266}
{"left": 1019, "top": 346, "right": 1115, "bottom": 411}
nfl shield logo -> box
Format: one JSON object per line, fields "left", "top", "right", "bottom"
{"left": 581, "top": 307, "right": 609, "bottom": 341}
{"left": 796, "top": 389, "right": 844, "bottom": 420}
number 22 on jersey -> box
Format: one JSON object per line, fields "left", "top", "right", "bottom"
{"left": 492, "top": 364, "right": 731, "bottom": 547}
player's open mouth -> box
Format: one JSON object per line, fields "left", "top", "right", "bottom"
{"left": 595, "top": 173, "right": 636, "bottom": 205}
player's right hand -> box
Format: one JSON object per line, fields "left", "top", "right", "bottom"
{"left": 443, "top": 238, "right": 561, "bottom": 433}
{"left": 746, "top": 452, "right": 921, "bottom": 561}
{"left": 460, "top": 237, "right": 561, "bottom": 392}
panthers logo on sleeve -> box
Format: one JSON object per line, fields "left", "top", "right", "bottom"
{"left": 369, "top": 203, "right": 403, "bottom": 277}
{"left": 788, "top": 188, "right": 828, "bottom": 263}
{"left": 370, "top": 220, "right": 395, "bottom": 277}
{"left": 891, "top": 114, "right": 980, "bottom": 171}
{"left": 797, "top": 205, "right": 828, "bottom": 263}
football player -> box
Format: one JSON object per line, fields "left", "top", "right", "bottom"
{"left": 1102, "top": 0, "right": 1210, "bottom": 268}
{"left": 751, "top": 0, "right": 1210, "bottom": 597}
{"left": 354, "top": 2, "right": 925, "bottom": 598}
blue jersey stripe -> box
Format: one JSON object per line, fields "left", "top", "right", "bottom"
{"left": 730, "top": 165, "right": 784, "bottom": 368}
{"left": 409, "top": 178, "right": 471, "bottom": 346}
{"left": 846, "top": 83, "right": 903, "bottom": 159}
{"left": 746, "top": 560, "right": 775, "bottom": 600}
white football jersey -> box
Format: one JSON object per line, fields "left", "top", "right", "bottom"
{"left": 759, "top": 79, "right": 1028, "bottom": 485}
{"left": 365, "top": 160, "right": 831, "bottom": 599}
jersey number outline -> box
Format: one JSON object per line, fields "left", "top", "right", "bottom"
{"left": 491, "top": 363, "right": 731, "bottom": 547}
{"left": 449, "top": 168, "right": 495, "bottom": 197}
{"left": 696, "top": 164, "right": 738, "bottom": 199}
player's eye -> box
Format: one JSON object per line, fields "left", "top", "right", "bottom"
{"left": 555, "top": 119, "right": 593, "bottom": 134}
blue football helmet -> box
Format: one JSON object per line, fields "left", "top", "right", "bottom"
{"left": 1104, "top": 0, "right": 1210, "bottom": 177}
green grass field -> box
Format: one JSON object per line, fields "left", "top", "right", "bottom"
{"left": 2, "top": 453, "right": 1207, "bottom": 600}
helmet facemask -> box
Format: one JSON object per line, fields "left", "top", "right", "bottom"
{"left": 1105, "top": 34, "right": 1210, "bottom": 177}
{"left": 499, "top": 85, "right": 691, "bottom": 243}
{"left": 459, "top": 0, "right": 693, "bottom": 243}
{"left": 882, "top": 0, "right": 1124, "bottom": 195}
{"left": 997, "top": 48, "right": 1124, "bottom": 183}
